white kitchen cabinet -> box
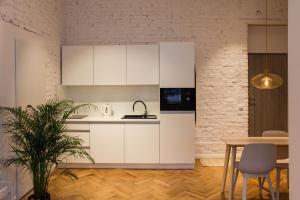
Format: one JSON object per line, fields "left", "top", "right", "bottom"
{"left": 62, "top": 46, "right": 94, "bottom": 85}
{"left": 94, "top": 45, "right": 126, "bottom": 85}
{"left": 125, "top": 124, "right": 159, "bottom": 163}
{"left": 160, "top": 113, "right": 195, "bottom": 164}
{"left": 90, "top": 124, "right": 125, "bottom": 163}
{"left": 160, "top": 42, "right": 195, "bottom": 88}
{"left": 127, "top": 45, "right": 159, "bottom": 85}
{"left": 64, "top": 123, "right": 91, "bottom": 164}
{"left": 64, "top": 150, "right": 91, "bottom": 164}
{"left": 66, "top": 123, "right": 90, "bottom": 131}
{"left": 66, "top": 132, "right": 90, "bottom": 148}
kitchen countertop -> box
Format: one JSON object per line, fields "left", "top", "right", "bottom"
{"left": 66, "top": 115, "right": 160, "bottom": 124}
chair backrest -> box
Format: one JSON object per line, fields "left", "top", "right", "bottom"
{"left": 262, "top": 130, "right": 288, "bottom": 160}
{"left": 239, "top": 143, "right": 277, "bottom": 174}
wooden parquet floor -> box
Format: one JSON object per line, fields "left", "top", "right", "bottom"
{"left": 23, "top": 160, "right": 289, "bottom": 200}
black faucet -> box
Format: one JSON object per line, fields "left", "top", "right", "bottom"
{"left": 133, "top": 100, "right": 148, "bottom": 116}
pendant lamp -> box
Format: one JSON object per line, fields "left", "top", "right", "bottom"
{"left": 250, "top": 0, "right": 283, "bottom": 90}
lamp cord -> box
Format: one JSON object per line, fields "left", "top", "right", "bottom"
{"left": 265, "top": 0, "right": 268, "bottom": 73}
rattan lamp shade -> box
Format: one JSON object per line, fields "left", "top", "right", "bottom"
{"left": 250, "top": 72, "right": 283, "bottom": 90}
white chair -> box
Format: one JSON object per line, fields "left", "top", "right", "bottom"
{"left": 262, "top": 130, "right": 288, "bottom": 200}
{"left": 233, "top": 144, "right": 277, "bottom": 200}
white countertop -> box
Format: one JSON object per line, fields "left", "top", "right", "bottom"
{"left": 66, "top": 115, "right": 160, "bottom": 123}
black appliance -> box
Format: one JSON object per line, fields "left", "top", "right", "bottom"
{"left": 160, "top": 88, "right": 195, "bottom": 111}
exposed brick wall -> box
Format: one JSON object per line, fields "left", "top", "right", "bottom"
{"left": 0, "top": 0, "right": 63, "bottom": 98}
{"left": 62, "top": 0, "right": 287, "bottom": 158}
{"left": 0, "top": 0, "right": 62, "bottom": 197}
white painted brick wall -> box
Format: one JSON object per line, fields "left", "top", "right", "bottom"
{"left": 62, "top": 0, "right": 287, "bottom": 158}
{"left": 0, "top": 0, "right": 63, "bottom": 99}
{"left": 0, "top": 0, "right": 62, "bottom": 197}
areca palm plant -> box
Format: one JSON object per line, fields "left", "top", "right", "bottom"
{"left": 0, "top": 99, "right": 95, "bottom": 200}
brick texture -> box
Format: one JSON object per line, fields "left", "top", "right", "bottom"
{"left": 0, "top": 0, "right": 63, "bottom": 99}
{"left": 0, "top": 0, "right": 62, "bottom": 197}
{"left": 62, "top": 0, "right": 287, "bottom": 158}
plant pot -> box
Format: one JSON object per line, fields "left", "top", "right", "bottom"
{"left": 28, "top": 193, "right": 51, "bottom": 200}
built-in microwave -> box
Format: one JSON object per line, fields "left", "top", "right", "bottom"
{"left": 160, "top": 88, "right": 195, "bottom": 111}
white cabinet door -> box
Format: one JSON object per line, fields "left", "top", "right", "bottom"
{"left": 127, "top": 45, "right": 159, "bottom": 85}
{"left": 160, "top": 42, "right": 195, "bottom": 88}
{"left": 66, "top": 132, "right": 90, "bottom": 148}
{"left": 125, "top": 124, "right": 159, "bottom": 163}
{"left": 90, "top": 124, "right": 124, "bottom": 163}
{"left": 64, "top": 150, "right": 91, "bottom": 164}
{"left": 62, "top": 46, "right": 94, "bottom": 85}
{"left": 160, "top": 113, "right": 195, "bottom": 164}
{"left": 94, "top": 45, "right": 126, "bottom": 85}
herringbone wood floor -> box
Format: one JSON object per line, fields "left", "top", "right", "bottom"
{"left": 23, "top": 160, "right": 288, "bottom": 200}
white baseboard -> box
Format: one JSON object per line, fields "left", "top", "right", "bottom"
{"left": 58, "top": 163, "right": 195, "bottom": 169}
{"left": 195, "top": 153, "right": 242, "bottom": 159}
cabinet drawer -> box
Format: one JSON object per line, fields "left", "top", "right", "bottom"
{"left": 66, "top": 132, "right": 90, "bottom": 147}
{"left": 66, "top": 124, "right": 90, "bottom": 131}
{"left": 64, "top": 149, "right": 91, "bottom": 164}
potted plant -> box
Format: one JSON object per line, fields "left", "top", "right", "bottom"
{"left": 0, "top": 99, "right": 95, "bottom": 200}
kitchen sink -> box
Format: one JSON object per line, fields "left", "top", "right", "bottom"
{"left": 68, "top": 115, "right": 88, "bottom": 119}
{"left": 121, "top": 115, "right": 157, "bottom": 119}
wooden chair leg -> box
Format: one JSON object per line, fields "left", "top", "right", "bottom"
{"left": 242, "top": 174, "right": 248, "bottom": 200}
{"left": 262, "top": 177, "right": 266, "bottom": 188}
{"left": 287, "top": 169, "right": 289, "bottom": 189}
{"left": 276, "top": 168, "right": 281, "bottom": 200}
{"left": 258, "top": 177, "right": 263, "bottom": 197}
{"left": 266, "top": 175, "right": 276, "bottom": 200}
{"left": 233, "top": 169, "right": 239, "bottom": 192}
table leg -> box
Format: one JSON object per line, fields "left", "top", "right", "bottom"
{"left": 229, "top": 146, "right": 237, "bottom": 200}
{"left": 221, "top": 144, "right": 231, "bottom": 192}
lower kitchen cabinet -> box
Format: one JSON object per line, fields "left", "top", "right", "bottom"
{"left": 66, "top": 131, "right": 90, "bottom": 148}
{"left": 90, "top": 124, "right": 125, "bottom": 163}
{"left": 160, "top": 113, "right": 195, "bottom": 164}
{"left": 64, "top": 149, "right": 91, "bottom": 164}
{"left": 64, "top": 125, "right": 91, "bottom": 164}
{"left": 124, "top": 124, "right": 159, "bottom": 163}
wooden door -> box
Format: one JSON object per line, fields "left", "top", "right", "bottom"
{"left": 248, "top": 53, "right": 288, "bottom": 136}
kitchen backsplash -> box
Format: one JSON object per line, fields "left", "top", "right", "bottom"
{"left": 56, "top": 85, "right": 160, "bottom": 117}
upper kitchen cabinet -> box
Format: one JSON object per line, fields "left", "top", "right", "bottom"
{"left": 160, "top": 42, "right": 195, "bottom": 88}
{"left": 62, "top": 46, "right": 94, "bottom": 85}
{"left": 94, "top": 45, "right": 126, "bottom": 85}
{"left": 127, "top": 45, "right": 159, "bottom": 85}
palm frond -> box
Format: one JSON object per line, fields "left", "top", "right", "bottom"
{"left": 0, "top": 99, "right": 95, "bottom": 198}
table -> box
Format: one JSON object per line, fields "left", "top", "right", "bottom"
{"left": 221, "top": 137, "right": 289, "bottom": 200}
